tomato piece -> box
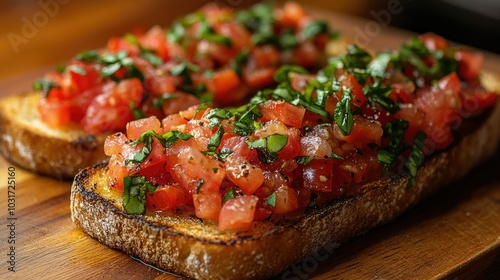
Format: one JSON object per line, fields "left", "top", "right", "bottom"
{"left": 126, "top": 116, "right": 162, "bottom": 139}
{"left": 107, "top": 155, "right": 128, "bottom": 190}
{"left": 107, "top": 36, "right": 140, "bottom": 56}
{"left": 302, "top": 159, "right": 334, "bottom": 192}
{"left": 277, "top": 128, "right": 301, "bottom": 160}
{"left": 146, "top": 185, "right": 186, "bottom": 211}
{"left": 218, "top": 136, "right": 255, "bottom": 160}
{"left": 390, "top": 81, "right": 416, "bottom": 104}
{"left": 162, "top": 114, "right": 188, "bottom": 132}
{"left": 299, "top": 136, "right": 332, "bottom": 158}
{"left": 461, "top": 83, "right": 499, "bottom": 116}
{"left": 67, "top": 61, "right": 102, "bottom": 93}
{"left": 334, "top": 116, "right": 383, "bottom": 147}
{"left": 243, "top": 67, "right": 277, "bottom": 89}
{"left": 218, "top": 196, "right": 258, "bottom": 230}
{"left": 278, "top": 2, "right": 306, "bottom": 28}
{"left": 207, "top": 68, "right": 241, "bottom": 103}
{"left": 193, "top": 191, "right": 222, "bottom": 220}
{"left": 420, "top": 33, "right": 448, "bottom": 51}
{"left": 162, "top": 92, "right": 200, "bottom": 117}
{"left": 251, "top": 46, "right": 281, "bottom": 68}
{"left": 166, "top": 139, "right": 225, "bottom": 195}
{"left": 140, "top": 26, "right": 169, "bottom": 61}
{"left": 339, "top": 74, "right": 366, "bottom": 108}
{"left": 104, "top": 132, "right": 128, "bottom": 156}
{"left": 225, "top": 154, "right": 264, "bottom": 195}
{"left": 455, "top": 49, "right": 484, "bottom": 81}
{"left": 38, "top": 98, "right": 71, "bottom": 127}
{"left": 273, "top": 186, "right": 299, "bottom": 214}
{"left": 81, "top": 78, "right": 143, "bottom": 134}
{"left": 258, "top": 101, "right": 306, "bottom": 128}
{"left": 213, "top": 21, "right": 251, "bottom": 51}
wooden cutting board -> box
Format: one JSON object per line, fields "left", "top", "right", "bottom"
{"left": 1, "top": 6, "right": 500, "bottom": 280}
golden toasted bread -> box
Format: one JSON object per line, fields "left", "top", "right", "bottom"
{"left": 70, "top": 73, "right": 500, "bottom": 279}
{"left": 0, "top": 92, "right": 107, "bottom": 179}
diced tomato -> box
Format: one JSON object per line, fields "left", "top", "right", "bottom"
{"left": 455, "top": 49, "right": 484, "bottom": 82}
{"left": 461, "top": 83, "right": 498, "bottom": 116}
{"left": 107, "top": 36, "right": 140, "bottom": 56}
{"left": 273, "top": 186, "right": 299, "bottom": 214}
{"left": 38, "top": 98, "right": 71, "bottom": 127}
{"left": 278, "top": 2, "right": 306, "bottom": 28}
{"left": 225, "top": 154, "right": 264, "bottom": 195}
{"left": 81, "top": 79, "right": 143, "bottom": 134}
{"left": 251, "top": 46, "right": 281, "bottom": 68}
{"left": 243, "top": 67, "right": 277, "bottom": 89}
{"left": 218, "top": 136, "right": 255, "bottom": 160}
{"left": 213, "top": 21, "right": 251, "bottom": 51}
{"left": 104, "top": 132, "right": 128, "bottom": 156}
{"left": 126, "top": 116, "right": 162, "bottom": 139}
{"left": 334, "top": 116, "right": 383, "bottom": 147}
{"left": 390, "top": 81, "right": 416, "bottom": 104}
{"left": 277, "top": 128, "right": 301, "bottom": 160}
{"left": 162, "top": 114, "right": 188, "bottom": 132}
{"left": 146, "top": 185, "right": 186, "bottom": 211}
{"left": 107, "top": 155, "right": 128, "bottom": 190}
{"left": 207, "top": 68, "right": 241, "bottom": 104}
{"left": 165, "top": 139, "right": 225, "bottom": 195}
{"left": 193, "top": 191, "right": 222, "bottom": 220}
{"left": 339, "top": 74, "right": 366, "bottom": 108}
{"left": 340, "top": 150, "right": 383, "bottom": 184}
{"left": 258, "top": 101, "right": 306, "bottom": 128}
{"left": 302, "top": 159, "right": 334, "bottom": 192}
{"left": 140, "top": 26, "right": 169, "bottom": 61}
{"left": 218, "top": 196, "right": 258, "bottom": 230}
{"left": 299, "top": 136, "right": 332, "bottom": 158}
{"left": 420, "top": 33, "right": 448, "bottom": 51}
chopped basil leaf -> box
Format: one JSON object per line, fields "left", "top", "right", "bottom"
{"left": 125, "top": 130, "right": 193, "bottom": 165}
{"left": 265, "top": 192, "right": 277, "bottom": 208}
{"left": 153, "top": 93, "right": 177, "bottom": 109}
{"left": 274, "top": 65, "right": 309, "bottom": 83}
{"left": 218, "top": 148, "right": 233, "bottom": 161}
{"left": 334, "top": 89, "right": 354, "bottom": 136}
{"left": 368, "top": 52, "right": 392, "bottom": 79}
{"left": 331, "top": 152, "right": 344, "bottom": 160}
{"left": 296, "top": 156, "right": 315, "bottom": 165}
{"left": 195, "top": 179, "right": 204, "bottom": 194}
{"left": 364, "top": 85, "right": 400, "bottom": 114}
{"left": 230, "top": 50, "right": 250, "bottom": 76}
{"left": 377, "top": 119, "right": 409, "bottom": 170}
{"left": 279, "top": 30, "right": 299, "bottom": 49}
{"left": 122, "top": 176, "right": 156, "bottom": 215}
{"left": 98, "top": 51, "right": 144, "bottom": 81}
{"left": 342, "top": 44, "right": 372, "bottom": 69}
{"left": 406, "top": 131, "right": 426, "bottom": 187}
{"left": 202, "top": 33, "right": 233, "bottom": 47}
{"left": 223, "top": 188, "right": 236, "bottom": 203}
{"left": 67, "top": 65, "right": 87, "bottom": 75}
{"left": 207, "top": 126, "right": 224, "bottom": 152}
{"left": 130, "top": 101, "right": 146, "bottom": 120}
{"left": 302, "top": 21, "right": 328, "bottom": 40}
{"left": 141, "top": 52, "right": 163, "bottom": 67}
{"left": 124, "top": 33, "right": 140, "bottom": 45}
{"left": 75, "top": 50, "right": 99, "bottom": 62}
{"left": 205, "top": 108, "right": 232, "bottom": 120}
{"left": 232, "top": 104, "right": 262, "bottom": 136}
{"left": 33, "top": 79, "right": 59, "bottom": 98}
{"left": 247, "top": 134, "right": 288, "bottom": 164}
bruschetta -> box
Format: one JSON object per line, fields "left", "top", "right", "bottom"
{"left": 71, "top": 33, "right": 499, "bottom": 279}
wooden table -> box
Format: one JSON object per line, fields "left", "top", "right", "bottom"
{"left": 1, "top": 3, "right": 500, "bottom": 280}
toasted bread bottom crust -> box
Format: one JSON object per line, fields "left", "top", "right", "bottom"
{"left": 71, "top": 99, "right": 500, "bottom": 279}
{"left": 0, "top": 93, "right": 107, "bottom": 179}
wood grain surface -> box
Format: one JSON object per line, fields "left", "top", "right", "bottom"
{"left": 1, "top": 2, "right": 500, "bottom": 280}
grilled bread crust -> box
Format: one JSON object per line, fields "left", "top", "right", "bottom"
{"left": 70, "top": 74, "right": 500, "bottom": 279}
{"left": 0, "top": 92, "right": 107, "bottom": 179}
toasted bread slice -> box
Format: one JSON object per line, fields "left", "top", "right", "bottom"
{"left": 0, "top": 92, "right": 107, "bottom": 179}
{"left": 70, "top": 77, "right": 500, "bottom": 279}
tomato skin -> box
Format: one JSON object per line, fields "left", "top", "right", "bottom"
{"left": 225, "top": 154, "right": 264, "bottom": 195}
{"left": 81, "top": 79, "right": 143, "bottom": 134}
{"left": 302, "top": 159, "right": 334, "bottom": 192}
{"left": 218, "top": 196, "right": 258, "bottom": 230}
{"left": 38, "top": 98, "right": 71, "bottom": 127}
{"left": 146, "top": 185, "right": 187, "bottom": 211}
{"left": 334, "top": 116, "right": 383, "bottom": 147}
{"left": 165, "top": 139, "right": 225, "bottom": 195}
{"left": 126, "top": 116, "right": 162, "bottom": 139}
{"left": 420, "top": 33, "right": 448, "bottom": 51}
{"left": 193, "top": 192, "right": 222, "bottom": 220}
{"left": 339, "top": 74, "right": 366, "bottom": 108}
{"left": 455, "top": 49, "right": 484, "bottom": 82}
{"left": 461, "top": 84, "right": 499, "bottom": 116}
{"left": 259, "top": 101, "right": 306, "bottom": 128}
